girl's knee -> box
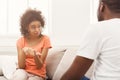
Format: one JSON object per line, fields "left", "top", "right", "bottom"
{"left": 12, "top": 69, "right": 28, "bottom": 80}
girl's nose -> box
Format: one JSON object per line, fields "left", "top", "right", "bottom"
{"left": 35, "top": 27, "right": 40, "bottom": 32}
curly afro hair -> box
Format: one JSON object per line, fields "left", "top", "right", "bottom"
{"left": 20, "top": 9, "right": 45, "bottom": 37}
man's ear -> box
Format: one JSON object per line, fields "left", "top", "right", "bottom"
{"left": 99, "top": 2, "right": 105, "bottom": 12}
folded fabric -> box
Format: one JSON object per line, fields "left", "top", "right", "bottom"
{"left": 1, "top": 55, "right": 17, "bottom": 79}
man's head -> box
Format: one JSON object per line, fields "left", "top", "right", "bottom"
{"left": 97, "top": 0, "right": 120, "bottom": 21}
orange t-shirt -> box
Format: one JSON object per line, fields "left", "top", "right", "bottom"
{"left": 17, "top": 35, "right": 52, "bottom": 78}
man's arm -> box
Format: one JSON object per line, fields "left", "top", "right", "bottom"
{"left": 60, "top": 56, "right": 93, "bottom": 80}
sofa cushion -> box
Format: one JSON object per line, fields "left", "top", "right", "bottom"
{"left": 46, "top": 48, "right": 66, "bottom": 79}
{"left": 1, "top": 55, "right": 17, "bottom": 80}
{"left": 0, "top": 57, "right": 3, "bottom": 76}
{"left": 0, "top": 76, "right": 7, "bottom": 80}
{"left": 52, "top": 48, "right": 77, "bottom": 80}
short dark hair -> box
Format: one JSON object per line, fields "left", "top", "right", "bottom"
{"left": 102, "top": 0, "right": 120, "bottom": 13}
{"left": 20, "top": 9, "right": 45, "bottom": 37}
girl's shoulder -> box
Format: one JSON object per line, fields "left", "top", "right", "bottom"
{"left": 17, "top": 36, "right": 23, "bottom": 41}
{"left": 16, "top": 36, "right": 26, "bottom": 48}
{"left": 42, "top": 35, "right": 50, "bottom": 40}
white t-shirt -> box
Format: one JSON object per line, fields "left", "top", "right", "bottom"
{"left": 77, "top": 18, "right": 120, "bottom": 80}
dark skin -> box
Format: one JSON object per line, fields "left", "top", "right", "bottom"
{"left": 60, "top": 1, "right": 120, "bottom": 80}
{"left": 61, "top": 56, "right": 93, "bottom": 80}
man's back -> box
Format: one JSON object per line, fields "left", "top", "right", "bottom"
{"left": 89, "top": 19, "right": 120, "bottom": 80}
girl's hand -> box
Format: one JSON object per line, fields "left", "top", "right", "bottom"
{"left": 23, "top": 47, "right": 35, "bottom": 56}
{"left": 34, "top": 51, "right": 42, "bottom": 57}
{"left": 23, "top": 47, "right": 29, "bottom": 53}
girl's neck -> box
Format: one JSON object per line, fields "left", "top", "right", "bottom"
{"left": 27, "top": 34, "right": 42, "bottom": 41}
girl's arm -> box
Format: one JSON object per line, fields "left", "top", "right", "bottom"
{"left": 17, "top": 46, "right": 26, "bottom": 69}
{"left": 34, "top": 48, "right": 49, "bottom": 69}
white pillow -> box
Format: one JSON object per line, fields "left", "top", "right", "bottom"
{"left": 52, "top": 48, "right": 77, "bottom": 80}
{"left": 0, "top": 67, "right": 3, "bottom": 76}
{"left": 2, "top": 55, "right": 17, "bottom": 79}
{"left": 46, "top": 48, "right": 66, "bottom": 79}
{"left": 0, "top": 56, "right": 3, "bottom": 75}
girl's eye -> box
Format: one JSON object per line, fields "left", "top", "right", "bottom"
{"left": 31, "top": 25, "right": 41, "bottom": 30}
{"left": 38, "top": 24, "right": 41, "bottom": 28}
{"left": 31, "top": 25, "right": 36, "bottom": 29}
{"left": 38, "top": 25, "right": 40, "bottom": 28}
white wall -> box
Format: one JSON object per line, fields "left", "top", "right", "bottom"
{"left": 50, "top": 0, "right": 90, "bottom": 46}
{"left": 0, "top": 0, "right": 91, "bottom": 52}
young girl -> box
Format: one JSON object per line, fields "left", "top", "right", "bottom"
{"left": 12, "top": 9, "right": 52, "bottom": 80}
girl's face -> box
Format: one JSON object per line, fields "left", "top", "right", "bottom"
{"left": 28, "top": 20, "right": 42, "bottom": 38}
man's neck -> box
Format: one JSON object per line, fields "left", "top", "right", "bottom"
{"left": 104, "top": 13, "right": 120, "bottom": 20}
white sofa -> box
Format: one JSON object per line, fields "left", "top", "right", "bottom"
{"left": 0, "top": 46, "right": 93, "bottom": 80}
